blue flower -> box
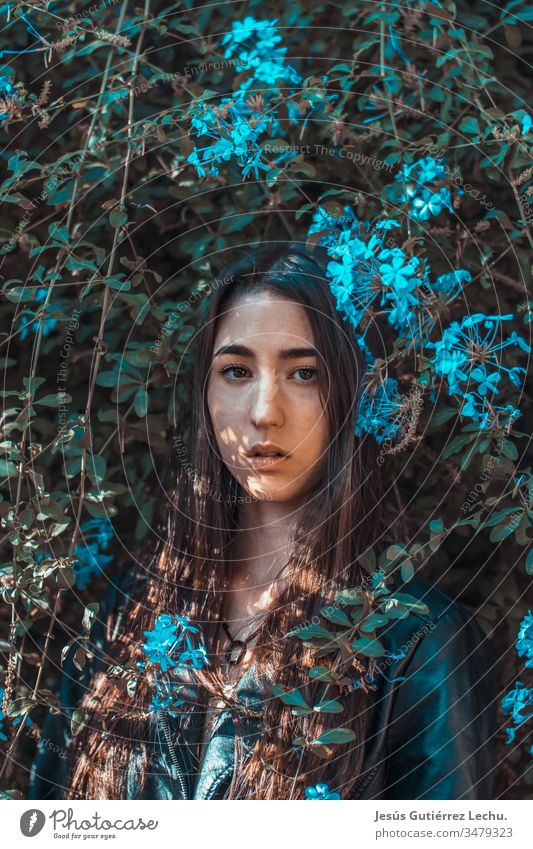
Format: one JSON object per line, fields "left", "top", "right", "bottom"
{"left": 470, "top": 366, "right": 501, "bottom": 397}
{"left": 187, "top": 100, "right": 270, "bottom": 181}
{"left": 433, "top": 269, "right": 472, "bottom": 298}
{"left": 178, "top": 644, "right": 209, "bottom": 670}
{"left": 18, "top": 290, "right": 58, "bottom": 341}
{"left": 142, "top": 613, "right": 209, "bottom": 674}
{"left": 327, "top": 251, "right": 357, "bottom": 289}
{"left": 221, "top": 17, "right": 282, "bottom": 57}
{"left": 304, "top": 782, "right": 341, "bottom": 799}
{"left": 397, "top": 156, "right": 447, "bottom": 187}
{"left": 187, "top": 16, "right": 303, "bottom": 182}
{"left": 505, "top": 726, "right": 515, "bottom": 744}
{"left": 356, "top": 378, "right": 403, "bottom": 444}
{"left": 522, "top": 113, "right": 532, "bottom": 135}
{"left": 516, "top": 611, "right": 533, "bottom": 669}
{"left": 150, "top": 693, "right": 185, "bottom": 713}
{"left": 308, "top": 205, "right": 358, "bottom": 248}
{"left": 142, "top": 615, "right": 180, "bottom": 673}
{"left": 501, "top": 681, "right": 533, "bottom": 726}
{"left": 393, "top": 156, "right": 457, "bottom": 222}
{"left": 220, "top": 16, "right": 301, "bottom": 89}
{"left": 428, "top": 314, "right": 529, "bottom": 428}
{"left": 379, "top": 253, "right": 417, "bottom": 290}
{"left": 509, "top": 367, "right": 526, "bottom": 388}
{"left": 410, "top": 186, "right": 452, "bottom": 221}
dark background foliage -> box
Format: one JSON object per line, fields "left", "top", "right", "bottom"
{"left": 0, "top": 0, "right": 531, "bottom": 798}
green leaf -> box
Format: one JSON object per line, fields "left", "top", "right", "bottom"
{"left": 35, "top": 393, "right": 72, "bottom": 407}
{"left": 5, "top": 697, "right": 35, "bottom": 718}
{"left": 271, "top": 683, "right": 311, "bottom": 710}
{"left": 431, "top": 406, "right": 456, "bottom": 426}
{"left": 23, "top": 376, "right": 46, "bottom": 393}
{"left": 71, "top": 708, "right": 91, "bottom": 737}
{"left": 459, "top": 116, "right": 480, "bottom": 136}
{"left": 320, "top": 606, "right": 351, "bottom": 626}
{"left": 357, "top": 548, "right": 376, "bottom": 573}
{"left": 82, "top": 602, "right": 100, "bottom": 631}
{"left": 96, "top": 370, "right": 121, "bottom": 387}
{"left": 313, "top": 699, "right": 344, "bottom": 713}
{"left": 489, "top": 516, "right": 522, "bottom": 542}
{"left": 109, "top": 204, "right": 128, "bottom": 228}
{"left": 351, "top": 637, "right": 386, "bottom": 657}
{"left": 48, "top": 223, "right": 69, "bottom": 245}
{"left": 526, "top": 548, "right": 533, "bottom": 576}
{"left": 87, "top": 454, "right": 106, "bottom": 485}
{"left": 334, "top": 588, "right": 365, "bottom": 605}
{"left": 313, "top": 727, "right": 356, "bottom": 745}
{"left": 285, "top": 624, "right": 333, "bottom": 640}
{"left": 500, "top": 440, "right": 518, "bottom": 461}
{"left": 387, "top": 593, "right": 429, "bottom": 615}
{"left": 308, "top": 666, "right": 336, "bottom": 682}
{"left": 134, "top": 386, "right": 149, "bottom": 417}
{"left": 400, "top": 559, "right": 414, "bottom": 583}
{"left": 359, "top": 614, "right": 390, "bottom": 633}
{"left": 0, "top": 458, "right": 17, "bottom": 477}
{"left": 484, "top": 507, "right": 519, "bottom": 528}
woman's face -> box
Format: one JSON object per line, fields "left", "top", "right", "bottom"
{"left": 206, "top": 290, "right": 330, "bottom": 504}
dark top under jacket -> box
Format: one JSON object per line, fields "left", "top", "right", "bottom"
{"left": 28, "top": 570, "right": 497, "bottom": 800}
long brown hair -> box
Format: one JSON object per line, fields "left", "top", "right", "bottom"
{"left": 66, "top": 241, "right": 390, "bottom": 799}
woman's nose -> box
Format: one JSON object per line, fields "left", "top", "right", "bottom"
{"left": 250, "top": 367, "right": 284, "bottom": 428}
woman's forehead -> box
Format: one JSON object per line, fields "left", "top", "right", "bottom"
{"left": 213, "top": 292, "right": 315, "bottom": 348}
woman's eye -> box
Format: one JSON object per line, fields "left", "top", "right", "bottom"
{"left": 218, "top": 365, "right": 317, "bottom": 382}
{"left": 220, "top": 364, "right": 249, "bottom": 380}
{"left": 292, "top": 367, "right": 317, "bottom": 382}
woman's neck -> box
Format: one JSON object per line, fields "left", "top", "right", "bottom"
{"left": 220, "top": 497, "right": 303, "bottom": 639}
{"left": 230, "top": 497, "right": 303, "bottom": 581}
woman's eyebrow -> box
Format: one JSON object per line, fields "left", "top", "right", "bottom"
{"left": 213, "top": 343, "right": 318, "bottom": 359}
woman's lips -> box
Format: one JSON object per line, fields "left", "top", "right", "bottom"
{"left": 244, "top": 454, "right": 289, "bottom": 470}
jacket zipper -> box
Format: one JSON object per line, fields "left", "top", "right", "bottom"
{"left": 158, "top": 710, "right": 189, "bottom": 800}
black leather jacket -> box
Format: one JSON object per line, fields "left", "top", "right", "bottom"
{"left": 29, "top": 571, "right": 496, "bottom": 800}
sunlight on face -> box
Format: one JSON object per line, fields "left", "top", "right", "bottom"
{"left": 206, "top": 291, "right": 330, "bottom": 506}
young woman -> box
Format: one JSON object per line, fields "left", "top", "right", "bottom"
{"left": 29, "top": 243, "right": 496, "bottom": 801}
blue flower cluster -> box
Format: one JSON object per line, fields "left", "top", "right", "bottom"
{"left": 71, "top": 519, "right": 114, "bottom": 590}
{"left": 187, "top": 100, "right": 271, "bottom": 180}
{"left": 516, "top": 611, "right": 533, "bottom": 668}
{"left": 427, "top": 314, "right": 529, "bottom": 429}
{"left": 304, "top": 782, "right": 340, "bottom": 800}
{"left": 187, "top": 17, "right": 336, "bottom": 181}
{"left": 19, "top": 289, "right": 59, "bottom": 341}
{"left": 502, "top": 610, "right": 533, "bottom": 752}
{"left": 221, "top": 16, "right": 301, "bottom": 88}
{"left": 355, "top": 378, "right": 404, "bottom": 444}
{"left": 141, "top": 613, "right": 208, "bottom": 714}
{"left": 305, "top": 155, "right": 528, "bottom": 441}
{"left": 187, "top": 17, "right": 302, "bottom": 180}
{"left": 502, "top": 682, "right": 533, "bottom": 747}
{"left": 394, "top": 156, "right": 456, "bottom": 222}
